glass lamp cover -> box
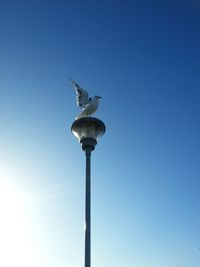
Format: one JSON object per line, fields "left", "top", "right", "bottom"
{"left": 71, "top": 117, "right": 105, "bottom": 143}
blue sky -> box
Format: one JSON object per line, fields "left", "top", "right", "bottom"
{"left": 0, "top": 0, "right": 200, "bottom": 266}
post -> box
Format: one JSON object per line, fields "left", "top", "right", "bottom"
{"left": 71, "top": 117, "right": 106, "bottom": 267}
{"left": 85, "top": 148, "right": 91, "bottom": 267}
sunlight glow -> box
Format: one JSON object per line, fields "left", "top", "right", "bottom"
{"left": 0, "top": 179, "right": 43, "bottom": 267}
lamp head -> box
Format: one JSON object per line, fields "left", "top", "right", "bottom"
{"left": 71, "top": 117, "right": 106, "bottom": 151}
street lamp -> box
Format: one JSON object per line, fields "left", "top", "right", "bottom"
{"left": 71, "top": 116, "right": 106, "bottom": 267}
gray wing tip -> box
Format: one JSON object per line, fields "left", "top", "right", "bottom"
{"left": 69, "top": 78, "right": 78, "bottom": 87}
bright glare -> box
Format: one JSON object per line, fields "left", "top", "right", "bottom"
{"left": 0, "top": 180, "right": 42, "bottom": 267}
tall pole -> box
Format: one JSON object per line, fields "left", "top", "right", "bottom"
{"left": 85, "top": 148, "right": 91, "bottom": 267}
{"left": 71, "top": 117, "right": 106, "bottom": 267}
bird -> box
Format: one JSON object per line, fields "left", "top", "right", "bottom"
{"left": 70, "top": 79, "right": 101, "bottom": 119}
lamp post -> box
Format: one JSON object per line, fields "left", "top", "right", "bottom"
{"left": 71, "top": 117, "right": 106, "bottom": 267}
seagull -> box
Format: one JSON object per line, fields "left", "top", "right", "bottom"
{"left": 70, "top": 79, "right": 101, "bottom": 119}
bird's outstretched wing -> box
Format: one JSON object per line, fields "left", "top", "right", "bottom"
{"left": 70, "top": 79, "right": 89, "bottom": 108}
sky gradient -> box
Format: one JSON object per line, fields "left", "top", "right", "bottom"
{"left": 0, "top": 0, "right": 200, "bottom": 266}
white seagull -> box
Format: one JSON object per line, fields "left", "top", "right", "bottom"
{"left": 71, "top": 79, "right": 101, "bottom": 119}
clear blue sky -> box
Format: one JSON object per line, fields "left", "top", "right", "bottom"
{"left": 0, "top": 0, "right": 200, "bottom": 266}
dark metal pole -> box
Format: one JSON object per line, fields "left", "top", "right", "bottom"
{"left": 85, "top": 148, "right": 91, "bottom": 267}
{"left": 71, "top": 118, "right": 105, "bottom": 267}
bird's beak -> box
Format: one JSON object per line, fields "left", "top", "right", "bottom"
{"left": 97, "top": 96, "right": 102, "bottom": 99}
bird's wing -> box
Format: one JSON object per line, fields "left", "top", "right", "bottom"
{"left": 70, "top": 79, "right": 89, "bottom": 107}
